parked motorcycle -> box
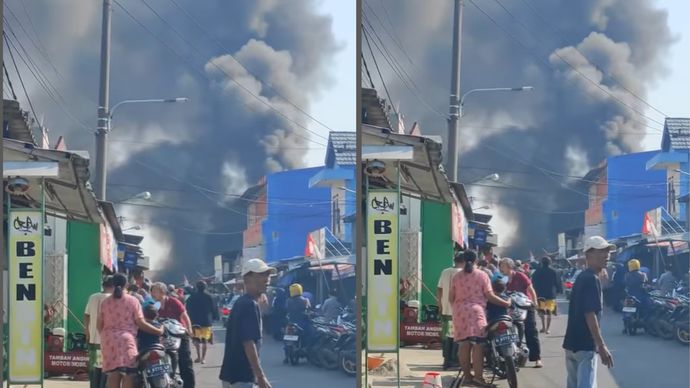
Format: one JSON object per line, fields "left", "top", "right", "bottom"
{"left": 483, "top": 292, "right": 532, "bottom": 388}
{"left": 138, "top": 319, "right": 186, "bottom": 388}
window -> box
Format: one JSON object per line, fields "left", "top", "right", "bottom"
{"left": 332, "top": 194, "right": 341, "bottom": 236}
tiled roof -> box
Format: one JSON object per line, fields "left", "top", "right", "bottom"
{"left": 328, "top": 131, "right": 356, "bottom": 166}
{"left": 662, "top": 117, "right": 690, "bottom": 151}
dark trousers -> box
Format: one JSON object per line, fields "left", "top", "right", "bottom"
{"left": 178, "top": 336, "right": 196, "bottom": 388}
{"left": 88, "top": 344, "right": 106, "bottom": 388}
{"left": 525, "top": 309, "right": 541, "bottom": 361}
{"left": 89, "top": 368, "right": 106, "bottom": 388}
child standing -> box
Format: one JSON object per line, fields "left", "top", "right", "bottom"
{"left": 137, "top": 302, "right": 163, "bottom": 352}
{"left": 487, "top": 275, "right": 511, "bottom": 322}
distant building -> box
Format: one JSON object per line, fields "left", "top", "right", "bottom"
{"left": 308, "top": 131, "right": 356, "bottom": 253}
{"left": 646, "top": 117, "right": 690, "bottom": 233}
{"left": 584, "top": 151, "right": 667, "bottom": 240}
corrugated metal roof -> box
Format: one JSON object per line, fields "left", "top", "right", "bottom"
{"left": 328, "top": 131, "right": 356, "bottom": 166}
{"left": 662, "top": 117, "right": 690, "bottom": 151}
{"left": 361, "top": 88, "right": 392, "bottom": 129}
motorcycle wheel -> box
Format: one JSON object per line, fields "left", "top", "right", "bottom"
{"left": 340, "top": 352, "right": 357, "bottom": 377}
{"left": 676, "top": 326, "right": 690, "bottom": 345}
{"left": 505, "top": 357, "right": 518, "bottom": 388}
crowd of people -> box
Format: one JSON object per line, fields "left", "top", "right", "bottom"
{"left": 83, "top": 269, "right": 220, "bottom": 388}
{"left": 438, "top": 238, "right": 610, "bottom": 387}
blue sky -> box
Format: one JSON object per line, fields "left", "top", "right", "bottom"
{"left": 304, "top": 0, "right": 356, "bottom": 167}
{"left": 643, "top": 0, "right": 690, "bottom": 150}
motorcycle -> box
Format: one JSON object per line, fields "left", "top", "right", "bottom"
{"left": 484, "top": 292, "right": 532, "bottom": 388}
{"left": 138, "top": 319, "right": 186, "bottom": 388}
{"left": 337, "top": 322, "right": 357, "bottom": 377}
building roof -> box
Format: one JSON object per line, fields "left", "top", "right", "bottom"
{"left": 3, "top": 99, "right": 36, "bottom": 144}
{"left": 661, "top": 117, "right": 690, "bottom": 151}
{"left": 326, "top": 131, "right": 356, "bottom": 167}
{"left": 361, "top": 88, "right": 392, "bottom": 129}
{"left": 4, "top": 138, "right": 101, "bottom": 223}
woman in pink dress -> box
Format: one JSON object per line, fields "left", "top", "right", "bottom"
{"left": 98, "top": 273, "right": 163, "bottom": 388}
{"left": 450, "top": 250, "right": 511, "bottom": 386}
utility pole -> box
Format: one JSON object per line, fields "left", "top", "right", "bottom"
{"left": 446, "top": 0, "right": 464, "bottom": 182}
{"left": 95, "top": 0, "right": 112, "bottom": 200}
{"left": 1, "top": 0, "right": 5, "bottom": 383}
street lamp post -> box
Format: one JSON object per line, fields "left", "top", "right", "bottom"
{"left": 446, "top": 86, "right": 533, "bottom": 182}
{"left": 94, "top": 98, "right": 188, "bottom": 200}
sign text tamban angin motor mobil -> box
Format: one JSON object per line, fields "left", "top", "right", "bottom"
{"left": 45, "top": 352, "right": 89, "bottom": 375}
{"left": 9, "top": 210, "right": 44, "bottom": 384}
{"left": 366, "top": 190, "right": 399, "bottom": 352}
{"left": 401, "top": 324, "right": 442, "bottom": 338}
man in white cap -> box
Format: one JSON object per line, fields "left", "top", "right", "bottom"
{"left": 563, "top": 236, "right": 615, "bottom": 388}
{"left": 220, "top": 259, "right": 276, "bottom": 388}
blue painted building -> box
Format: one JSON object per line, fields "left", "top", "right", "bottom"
{"left": 262, "top": 166, "right": 331, "bottom": 263}
{"left": 646, "top": 118, "right": 690, "bottom": 232}
{"left": 309, "top": 132, "right": 356, "bottom": 253}
{"left": 600, "top": 151, "right": 667, "bottom": 240}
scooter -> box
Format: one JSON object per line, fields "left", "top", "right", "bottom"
{"left": 484, "top": 292, "right": 531, "bottom": 388}
{"left": 138, "top": 319, "right": 186, "bottom": 388}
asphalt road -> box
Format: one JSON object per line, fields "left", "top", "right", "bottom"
{"left": 504, "top": 299, "right": 690, "bottom": 387}
{"left": 198, "top": 326, "right": 355, "bottom": 388}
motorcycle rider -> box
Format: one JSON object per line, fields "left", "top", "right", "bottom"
{"left": 284, "top": 283, "right": 314, "bottom": 363}
{"left": 625, "top": 259, "right": 651, "bottom": 316}
{"left": 321, "top": 288, "right": 342, "bottom": 322}
{"left": 657, "top": 263, "right": 677, "bottom": 296}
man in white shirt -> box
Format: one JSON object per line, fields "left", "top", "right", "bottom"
{"left": 437, "top": 253, "right": 463, "bottom": 369}
{"left": 84, "top": 276, "right": 114, "bottom": 388}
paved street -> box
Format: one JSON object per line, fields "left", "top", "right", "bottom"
{"left": 367, "top": 299, "right": 690, "bottom": 387}
{"left": 207, "top": 326, "right": 355, "bottom": 388}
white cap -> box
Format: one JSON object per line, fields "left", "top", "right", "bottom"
{"left": 242, "top": 258, "right": 277, "bottom": 277}
{"left": 583, "top": 236, "right": 616, "bottom": 252}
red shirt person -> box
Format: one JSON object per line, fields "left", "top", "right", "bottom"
{"left": 499, "top": 258, "right": 543, "bottom": 368}
{"left": 151, "top": 282, "right": 196, "bottom": 388}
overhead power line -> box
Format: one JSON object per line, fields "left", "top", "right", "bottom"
{"left": 3, "top": 62, "right": 18, "bottom": 100}
{"left": 3, "top": 31, "right": 40, "bottom": 125}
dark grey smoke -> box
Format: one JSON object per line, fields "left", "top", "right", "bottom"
{"left": 5, "top": 0, "right": 338, "bottom": 278}
{"left": 363, "top": 0, "right": 674, "bottom": 255}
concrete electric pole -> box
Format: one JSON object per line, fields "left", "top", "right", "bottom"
{"left": 447, "top": 0, "right": 464, "bottom": 182}
{"left": 95, "top": 0, "right": 112, "bottom": 200}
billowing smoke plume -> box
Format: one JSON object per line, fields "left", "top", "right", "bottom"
{"left": 363, "top": 0, "right": 674, "bottom": 255}
{"left": 6, "top": 0, "right": 339, "bottom": 279}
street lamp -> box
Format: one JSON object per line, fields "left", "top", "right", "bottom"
{"left": 94, "top": 97, "right": 189, "bottom": 200}
{"left": 447, "top": 86, "right": 533, "bottom": 182}
{"left": 123, "top": 225, "right": 142, "bottom": 232}
{"left": 115, "top": 191, "right": 152, "bottom": 204}
{"left": 473, "top": 205, "right": 491, "bottom": 211}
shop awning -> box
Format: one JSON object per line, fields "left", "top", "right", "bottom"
{"left": 3, "top": 139, "right": 100, "bottom": 223}
{"left": 362, "top": 124, "right": 455, "bottom": 203}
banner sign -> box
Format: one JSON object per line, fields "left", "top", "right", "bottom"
{"left": 366, "top": 190, "right": 399, "bottom": 352}
{"left": 400, "top": 323, "right": 443, "bottom": 345}
{"left": 8, "top": 209, "right": 44, "bottom": 384}
{"left": 44, "top": 352, "right": 89, "bottom": 375}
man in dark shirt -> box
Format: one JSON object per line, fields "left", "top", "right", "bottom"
{"left": 532, "top": 256, "right": 563, "bottom": 334}
{"left": 186, "top": 280, "right": 220, "bottom": 364}
{"left": 563, "top": 236, "right": 615, "bottom": 388}
{"left": 220, "top": 259, "right": 276, "bottom": 388}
